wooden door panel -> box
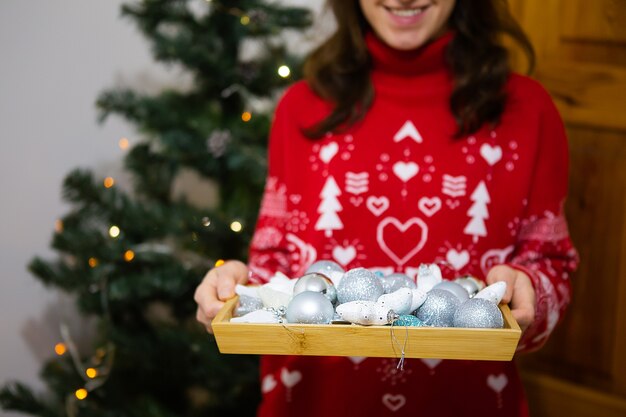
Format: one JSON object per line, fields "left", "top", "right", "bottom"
{"left": 507, "top": 0, "right": 626, "bottom": 415}
{"left": 561, "top": 0, "right": 626, "bottom": 43}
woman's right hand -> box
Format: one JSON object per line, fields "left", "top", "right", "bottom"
{"left": 194, "top": 259, "right": 249, "bottom": 333}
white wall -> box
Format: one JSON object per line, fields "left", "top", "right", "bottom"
{"left": 0, "top": 1, "right": 326, "bottom": 415}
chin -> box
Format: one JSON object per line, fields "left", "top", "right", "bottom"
{"left": 381, "top": 31, "right": 430, "bottom": 51}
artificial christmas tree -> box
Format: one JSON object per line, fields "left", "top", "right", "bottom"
{"left": 0, "top": 1, "right": 311, "bottom": 416}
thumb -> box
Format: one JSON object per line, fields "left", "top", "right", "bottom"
{"left": 485, "top": 265, "right": 516, "bottom": 304}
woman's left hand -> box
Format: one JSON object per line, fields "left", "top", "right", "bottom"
{"left": 485, "top": 265, "right": 536, "bottom": 331}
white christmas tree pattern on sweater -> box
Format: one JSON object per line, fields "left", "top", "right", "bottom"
{"left": 315, "top": 176, "right": 344, "bottom": 237}
{"left": 464, "top": 181, "right": 491, "bottom": 243}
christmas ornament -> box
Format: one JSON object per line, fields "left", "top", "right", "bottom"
{"left": 415, "top": 289, "right": 461, "bottom": 327}
{"left": 474, "top": 281, "right": 507, "bottom": 304}
{"left": 336, "top": 301, "right": 374, "bottom": 324}
{"left": 393, "top": 315, "right": 424, "bottom": 327}
{"left": 293, "top": 273, "right": 337, "bottom": 304}
{"left": 306, "top": 260, "right": 345, "bottom": 286}
{"left": 207, "top": 129, "right": 232, "bottom": 157}
{"left": 230, "top": 309, "right": 280, "bottom": 324}
{"left": 453, "top": 298, "right": 504, "bottom": 328}
{"left": 264, "top": 271, "right": 297, "bottom": 294}
{"left": 454, "top": 276, "right": 484, "bottom": 298}
{"left": 377, "top": 288, "right": 413, "bottom": 315}
{"left": 285, "top": 291, "right": 334, "bottom": 324}
{"left": 432, "top": 281, "right": 470, "bottom": 303}
{"left": 416, "top": 263, "right": 443, "bottom": 292}
{"left": 236, "top": 284, "right": 261, "bottom": 299}
{"left": 258, "top": 286, "right": 291, "bottom": 309}
{"left": 335, "top": 300, "right": 396, "bottom": 325}
{"left": 410, "top": 288, "right": 428, "bottom": 312}
{"left": 379, "top": 273, "right": 416, "bottom": 293}
{"left": 336, "top": 267, "right": 384, "bottom": 304}
{"left": 234, "top": 295, "right": 264, "bottom": 317}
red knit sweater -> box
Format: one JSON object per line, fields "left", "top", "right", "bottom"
{"left": 247, "top": 31, "right": 578, "bottom": 417}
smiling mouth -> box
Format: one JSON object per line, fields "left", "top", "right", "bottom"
{"left": 384, "top": 5, "right": 429, "bottom": 17}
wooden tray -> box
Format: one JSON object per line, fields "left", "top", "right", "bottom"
{"left": 212, "top": 296, "right": 521, "bottom": 361}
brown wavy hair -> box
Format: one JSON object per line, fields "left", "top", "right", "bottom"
{"left": 303, "top": 0, "right": 535, "bottom": 138}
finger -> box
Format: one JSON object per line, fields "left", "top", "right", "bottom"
{"left": 194, "top": 274, "right": 218, "bottom": 310}
{"left": 485, "top": 265, "right": 515, "bottom": 303}
{"left": 510, "top": 274, "right": 536, "bottom": 331}
{"left": 511, "top": 306, "right": 534, "bottom": 331}
{"left": 196, "top": 307, "right": 215, "bottom": 334}
{"left": 216, "top": 270, "right": 237, "bottom": 301}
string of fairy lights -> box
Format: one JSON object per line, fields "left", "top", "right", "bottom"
{"left": 51, "top": 1, "right": 293, "bottom": 401}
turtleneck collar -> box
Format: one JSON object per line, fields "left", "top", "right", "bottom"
{"left": 366, "top": 30, "right": 453, "bottom": 77}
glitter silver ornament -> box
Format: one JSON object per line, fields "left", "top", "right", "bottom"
{"left": 415, "top": 289, "right": 461, "bottom": 327}
{"left": 453, "top": 298, "right": 504, "bottom": 328}
{"left": 379, "top": 273, "right": 416, "bottom": 294}
{"left": 433, "top": 281, "right": 470, "bottom": 303}
{"left": 454, "top": 277, "right": 484, "bottom": 298}
{"left": 306, "top": 260, "right": 345, "bottom": 286}
{"left": 336, "top": 267, "right": 384, "bottom": 304}
{"left": 285, "top": 291, "right": 335, "bottom": 324}
{"left": 293, "top": 273, "right": 337, "bottom": 304}
{"left": 234, "top": 295, "right": 264, "bottom": 317}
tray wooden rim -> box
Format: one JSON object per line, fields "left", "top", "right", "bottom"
{"left": 212, "top": 296, "right": 522, "bottom": 361}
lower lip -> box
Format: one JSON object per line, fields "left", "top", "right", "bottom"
{"left": 386, "top": 7, "right": 428, "bottom": 26}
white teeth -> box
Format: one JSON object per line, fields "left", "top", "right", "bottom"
{"left": 390, "top": 8, "right": 425, "bottom": 17}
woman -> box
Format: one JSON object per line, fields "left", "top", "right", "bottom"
{"left": 195, "top": 1, "right": 579, "bottom": 416}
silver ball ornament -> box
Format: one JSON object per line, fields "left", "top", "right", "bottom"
{"left": 432, "top": 281, "right": 470, "bottom": 303}
{"left": 454, "top": 277, "right": 484, "bottom": 298}
{"left": 234, "top": 295, "right": 264, "bottom": 317}
{"left": 285, "top": 291, "right": 335, "bottom": 324}
{"left": 379, "top": 273, "right": 416, "bottom": 294}
{"left": 336, "top": 268, "right": 384, "bottom": 304}
{"left": 305, "top": 260, "right": 345, "bottom": 285}
{"left": 415, "top": 289, "right": 461, "bottom": 327}
{"left": 453, "top": 298, "right": 504, "bottom": 328}
{"left": 293, "top": 273, "right": 337, "bottom": 304}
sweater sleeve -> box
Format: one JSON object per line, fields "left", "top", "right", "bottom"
{"left": 246, "top": 92, "right": 293, "bottom": 284}
{"left": 506, "top": 90, "right": 579, "bottom": 353}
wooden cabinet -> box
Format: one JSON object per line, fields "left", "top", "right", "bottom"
{"left": 507, "top": 1, "right": 626, "bottom": 415}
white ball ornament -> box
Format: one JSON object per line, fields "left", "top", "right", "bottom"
{"left": 285, "top": 291, "right": 335, "bottom": 324}
{"left": 432, "top": 281, "right": 470, "bottom": 303}
{"left": 336, "top": 268, "right": 384, "bottom": 304}
{"left": 474, "top": 281, "right": 507, "bottom": 304}
{"left": 453, "top": 298, "right": 504, "bottom": 328}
